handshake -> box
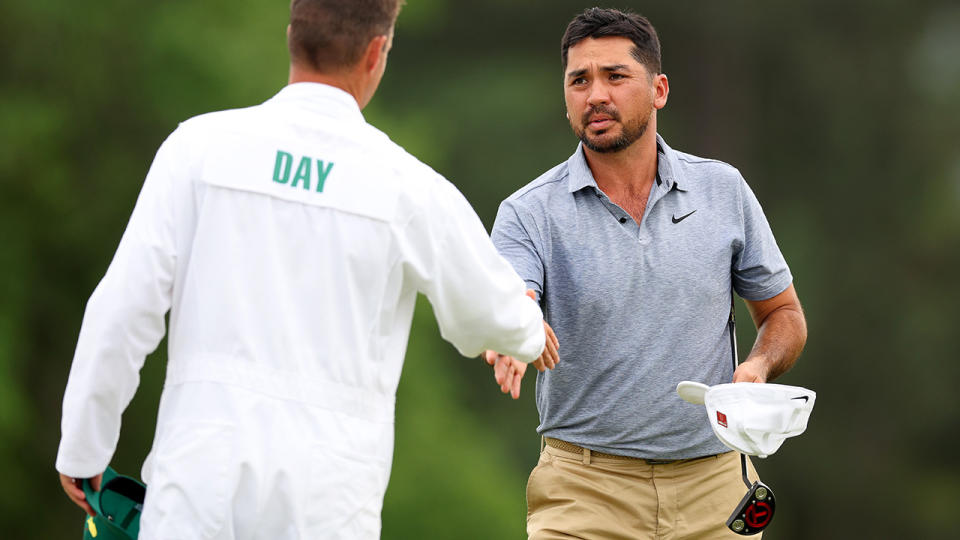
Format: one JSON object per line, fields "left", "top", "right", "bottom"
{"left": 482, "top": 290, "right": 560, "bottom": 400}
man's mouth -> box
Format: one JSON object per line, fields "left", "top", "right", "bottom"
{"left": 586, "top": 115, "right": 615, "bottom": 130}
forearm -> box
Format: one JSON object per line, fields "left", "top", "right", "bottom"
{"left": 742, "top": 305, "right": 807, "bottom": 382}
{"left": 57, "top": 274, "right": 167, "bottom": 477}
{"left": 58, "top": 222, "right": 174, "bottom": 475}
{"left": 410, "top": 181, "right": 545, "bottom": 363}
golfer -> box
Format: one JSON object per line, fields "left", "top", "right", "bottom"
{"left": 485, "top": 8, "right": 807, "bottom": 538}
{"left": 56, "top": 1, "right": 558, "bottom": 538}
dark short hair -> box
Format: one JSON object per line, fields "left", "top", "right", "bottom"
{"left": 288, "top": 0, "right": 403, "bottom": 72}
{"left": 561, "top": 8, "right": 661, "bottom": 74}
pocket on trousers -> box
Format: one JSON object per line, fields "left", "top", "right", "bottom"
{"left": 146, "top": 423, "right": 235, "bottom": 539}
{"left": 305, "top": 445, "right": 385, "bottom": 536}
{"left": 526, "top": 451, "right": 553, "bottom": 517}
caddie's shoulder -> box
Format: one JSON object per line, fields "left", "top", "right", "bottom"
{"left": 178, "top": 104, "right": 262, "bottom": 134}
{"left": 365, "top": 124, "right": 448, "bottom": 187}
{"left": 152, "top": 105, "right": 264, "bottom": 166}
{"left": 164, "top": 106, "right": 269, "bottom": 157}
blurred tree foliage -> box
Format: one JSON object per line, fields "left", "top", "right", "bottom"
{"left": 2, "top": 0, "right": 959, "bottom": 538}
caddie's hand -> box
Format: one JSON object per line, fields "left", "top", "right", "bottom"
{"left": 60, "top": 472, "right": 102, "bottom": 517}
{"left": 733, "top": 358, "right": 768, "bottom": 383}
{"left": 483, "top": 350, "right": 526, "bottom": 399}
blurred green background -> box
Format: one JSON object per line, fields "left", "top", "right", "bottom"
{"left": 2, "top": 0, "right": 959, "bottom": 538}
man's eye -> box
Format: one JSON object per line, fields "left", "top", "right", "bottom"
{"left": 610, "top": 73, "right": 625, "bottom": 80}
{"left": 570, "top": 77, "right": 587, "bottom": 86}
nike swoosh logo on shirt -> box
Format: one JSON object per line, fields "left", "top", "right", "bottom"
{"left": 671, "top": 210, "right": 696, "bottom": 224}
{"left": 791, "top": 396, "right": 809, "bottom": 403}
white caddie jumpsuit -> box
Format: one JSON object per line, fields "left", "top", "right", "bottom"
{"left": 55, "top": 83, "right": 546, "bottom": 539}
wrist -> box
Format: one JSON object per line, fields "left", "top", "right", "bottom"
{"left": 736, "top": 356, "right": 770, "bottom": 383}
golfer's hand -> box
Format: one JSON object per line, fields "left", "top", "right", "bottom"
{"left": 533, "top": 320, "right": 560, "bottom": 372}
{"left": 522, "top": 289, "right": 559, "bottom": 372}
{"left": 733, "top": 358, "right": 768, "bottom": 383}
{"left": 60, "top": 472, "right": 102, "bottom": 517}
{"left": 484, "top": 350, "right": 527, "bottom": 399}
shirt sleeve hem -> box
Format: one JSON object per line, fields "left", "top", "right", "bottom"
{"left": 735, "top": 273, "right": 793, "bottom": 302}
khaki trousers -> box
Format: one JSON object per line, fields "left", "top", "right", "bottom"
{"left": 526, "top": 441, "right": 761, "bottom": 540}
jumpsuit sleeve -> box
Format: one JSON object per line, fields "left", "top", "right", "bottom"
{"left": 56, "top": 129, "right": 186, "bottom": 478}
{"left": 397, "top": 176, "right": 545, "bottom": 364}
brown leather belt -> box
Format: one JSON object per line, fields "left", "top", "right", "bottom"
{"left": 544, "top": 437, "right": 690, "bottom": 465}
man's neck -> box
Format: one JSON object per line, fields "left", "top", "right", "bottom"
{"left": 288, "top": 65, "right": 364, "bottom": 107}
{"left": 583, "top": 128, "right": 659, "bottom": 196}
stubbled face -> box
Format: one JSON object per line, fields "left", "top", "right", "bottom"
{"left": 564, "top": 36, "right": 665, "bottom": 153}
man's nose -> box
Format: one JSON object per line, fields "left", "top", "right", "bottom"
{"left": 586, "top": 81, "right": 611, "bottom": 107}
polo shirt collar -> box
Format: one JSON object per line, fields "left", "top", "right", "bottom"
{"left": 566, "top": 142, "right": 597, "bottom": 193}
{"left": 267, "top": 82, "right": 365, "bottom": 123}
{"left": 655, "top": 134, "right": 683, "bottom": 192}
{"left": 566, "top": 133, "right": 685, "bottom": 193}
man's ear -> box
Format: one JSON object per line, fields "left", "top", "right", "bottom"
{"left": 363, "top": 35, "right": 389, "bottom": 74}
{"left": 654, "top": 73, "right": 669, "bottom": 110}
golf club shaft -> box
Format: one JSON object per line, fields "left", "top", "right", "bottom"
{"left": 729, "top": 295, "right": 752, "bottom": 489}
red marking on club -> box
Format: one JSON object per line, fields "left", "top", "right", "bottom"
{"left": 745, "top": 502, "right": 772, "bottom": 528}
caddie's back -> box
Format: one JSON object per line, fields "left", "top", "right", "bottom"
{"left": 128, "top": 2, "right": 449, "bottom": 536}
{"left": 162, "top": 86, "right": 444, "bottom": 405}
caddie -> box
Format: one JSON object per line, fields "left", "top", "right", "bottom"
{"left": 56, "top": 1, "right": 558, "bottom": 538}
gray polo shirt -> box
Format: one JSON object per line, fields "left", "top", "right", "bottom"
{"left": 491, "top": 134, "right": 792, "bottom": 459}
